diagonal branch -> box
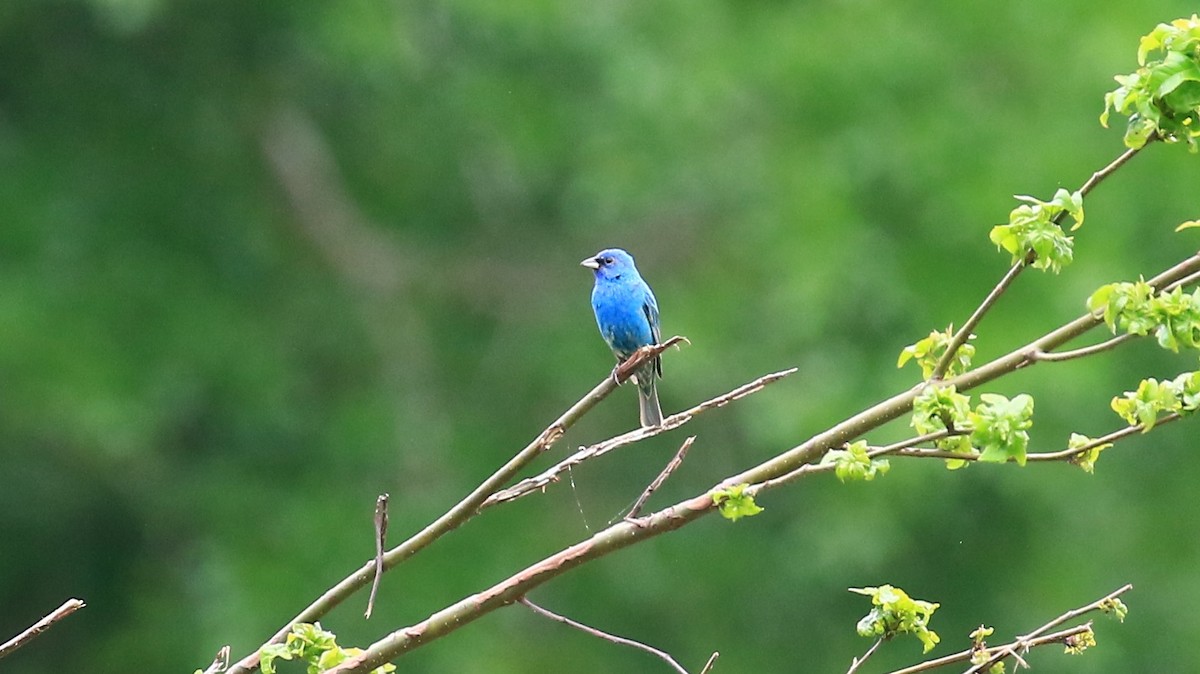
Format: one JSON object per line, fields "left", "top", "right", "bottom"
{"left": 483, "top": 368, "right": 797, "bottom": 508}
{"left": 520, "top": 597, "right": 708, "bottom": 674}
{"left": 0, "top": 598, "right": 86, "bottom": 660}
{"left": 962, "top": 584, "right": 1132, "bottom": 674}
{"left": 885, "top": 623, "right": 1092, "bottom": 674}
{"left": 930, "top": 143, "right": 1148, "bottom": 381}
{"left": 227, "top": 338, "right": 685, "bottom": 674}
{"left": 628, "top": 436, "right": 695, "bottom": 520}
{"left": 325, "top": 253, "right": 1200, "bottom": 674}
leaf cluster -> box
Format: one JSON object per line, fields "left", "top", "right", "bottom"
{"left": 1102, "top": 15, "right": 1200, "bottom": 150}
{"left": 821, "top": 441, "right": 891, "bottom": 483}
{"left": 259, "top": 623, "right": 395, "bottom": 674}
{"left": 898, "top": 327, "right": 976, "bottom": 379}
{"left": 988, "top": 189, "right": 1083, "bottom": 273}
{"left": 1110, "top": 371, "right": 1200, "bottom": 430}
{"left": 710, "top": 484, "right": 764, "bottom": 522}
{"left": 1089, "top": 281, "right": 1200, "bottom": 351}
{"left": 849, "top": 584, "right": 941, "bottom": 654}
{"left": 911, "top": 387, "right": 1035, "bottom": 467}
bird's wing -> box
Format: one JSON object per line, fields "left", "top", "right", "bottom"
{"left": 642, "top": 286, "right": 663, "bottom": 378}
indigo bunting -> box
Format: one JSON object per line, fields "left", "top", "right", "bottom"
{"left": 581, "top": 248, "right": 663, "bottom": 427}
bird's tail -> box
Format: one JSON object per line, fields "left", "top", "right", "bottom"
{"left": 638, "top": 380, "right": 663, "bottom": 428}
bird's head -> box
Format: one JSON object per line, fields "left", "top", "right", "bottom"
{"left": 581, "top": 248, "right": 637, "bottom": 280}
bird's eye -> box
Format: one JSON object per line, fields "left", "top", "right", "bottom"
{"left": 603, "top": 256, "right": 614, "bottom": 265}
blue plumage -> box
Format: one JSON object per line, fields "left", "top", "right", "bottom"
{"left": 581, "top": 248, "right": 663, "bottom": 427}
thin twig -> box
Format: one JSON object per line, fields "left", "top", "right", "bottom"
{"left": 628, "top": 436, "right": 696, "bottom": 520}
{"left": 892, "top": 413, "right": 1182, "bottom": 464}
{"left": 0, "top": 598, "right": 86, "bottom": 660}
{"left": 365, "top": 493, "right": 390, "bottom": 619}
{"left": 1032, "top": 333, "right": 1134, "bottom": 362}
{"left": 202, "top": 646, "right": 232, "bottom": 674}
{"left": 747, "top": 429, "right": 958, "bottom": 495}
{"left": 227, "top": 338, "right": 686, "bottom": 674}
{"left": 699, "top": 651, "right": 720, "bottom": 673}
{"left": 885, "top": 624, "right": 1092, "bottom": 674}
{"left": 930, "top": 143, "right": 1148, "bottom": 382}
{"left": 931, "top": 262, "right": 1024, "bottom": 381}
{"left": 519, "top": 598, "right": 693, "bottom": 674}
{"left": 847, "top": 637, "right": 884, "bottom": 674}
{"left": 484, "top": 368, "right": 798, "bottom": 508}
{"left": 962, "top": 584, "right": 1133, "bottom": 674}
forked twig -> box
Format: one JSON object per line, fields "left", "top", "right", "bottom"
{"left": 627, "top": 436, "right": 696, "bottom": 521}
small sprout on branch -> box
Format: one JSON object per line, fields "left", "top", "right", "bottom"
{"left": 968, "top": 625, "right": 1006, "bottom": 672}
{"left": 850, "top": 584, "right": 941, "bottom": 654}
{"left": 969, "top": 394, "right": 1035, "bottom": 466}
{"left": 1176, "top": 219, "right": 1200, "bottom": 232}
{"left": 1063, "top": 627, "right": 1097, "bottom": 655}
{"left": 822, "top": 442, "right": 891, "bottom": 483}
{"left": 1100, "top": 597, "right": 1129, "bottom": 622}
{"left": 899, "top": 327, "right": 976, "bottom": 379}
{"left": 989, "top": 189, "right": 1082, "bottom": 272}
{"left": 911, "top": 385, "right": 974, "bottom": 466}
{"left": 1102, "top": 15, "right": 1200, "bottom": 150}
{"left": 711, "top": 484, "right": 764, "bottom": 522}
{"left": 260, "top": 623, "right": 395, "bottom": 674}
{"left": 1066, "top": 433, "right": 1112, "bottom": 473}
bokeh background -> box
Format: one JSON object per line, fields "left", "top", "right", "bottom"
{"left": 3, "top": 1, "right": 1199, "bottom": 672}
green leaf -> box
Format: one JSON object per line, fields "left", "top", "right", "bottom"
{"left": 898, "top": 327, "right": 975, "bottom": 379}
{"left": 1101, "top": 597, "right": 1129, "bottom": 622}
{"left": 822, "top": 441, "right": 891, "bottom": 483}
{"left": 1067, "top": 433, "right": 1112, "bottom": 474}
{"left": 849, "top": 585, "right": 941, "bottom": 654}
{"left": 968, "top": 393, "right": 1035, "bottom": 466}
{"left": 1111, "top": 377, "right": 1181, "bottom": 429}
{"left": 711, "top": 484, "right": 764, "bottom": 522}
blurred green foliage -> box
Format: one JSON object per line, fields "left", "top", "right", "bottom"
{"left": 2, "top": 1, "right": 1199, "bottom": 672}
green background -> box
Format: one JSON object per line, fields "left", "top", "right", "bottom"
{"left": 2, "top": 1, "right": 1198, "bottom": 671}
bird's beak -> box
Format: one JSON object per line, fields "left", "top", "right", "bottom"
{"left": 580, "top": 256, "right": 600, "bottom": 270}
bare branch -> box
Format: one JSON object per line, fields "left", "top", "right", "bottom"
{"left": 885, "top": 623, "right": 1092, "bottom": 674}
{"left": 931, "top": 261, "right": 1024, "bottom": 381}
{"left": 0, "top": 598, "right": 86, "bottom": 660}
{"left": 963, "top": 584, "right": 1132, "bottom": 674}
{"left": 628, "top": 436, "right": 696, "bottom": 521}
{"left": 846, "top": 637, "right": 884, "bottom": 674}
{"left": 699, "top": 651, "right": 720, "bottom": 673}
{"left": 484, "top": 367, "right": 797, "bottom": 508}
{"left": 1031, "top": 333, "right": 1134, "bottom": 362}
{"left": 202, "top": 646, "right": 232, "bottom": 674}
{"left": 519, "top": 598, "right": 695, "bottom": 674}
{"left": 365, "top": 493, "right": 390, "bottom": 619}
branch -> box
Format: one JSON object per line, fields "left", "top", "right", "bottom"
{"left": 962, "top": 584, "right": 1132, "bottom": 674}
{"left": 931, "top": 261, "right": 1024, "bottom": 381}
{"left": 202, "top": 646, "right": 232, "bottom": 674}
{"left": 1031, "top": 333, "right": 1134, "bottom": 362}
{"left": 322, "top": 254, "right": 1200, "bottom": 674}
{"left": 519, "top": 598, "right": 708, "bottom": 674}
{"left": 365, "top": 493, "right": 389, "bottom": 619}
{"left": 484, "top": 368, "right": 798, "bottom": 508}
{"left": 885, "top": 624, "right": 1092, "bottom": 674}
{"left": 846, "top": 637, "right": 884, "bottom": 674}
{"left": 0, "top": 598, "right": 86, "bottom": 660}
{"left": 929, "top": 143, "right": 1147, "bottom": 381}
{"left": 892, "top": 413, "right": 1182, "bottom": 464}
{"left": 628, "top": 436, "right": 695, "bottom": 520}
{"left": 227, "top": 338, "right": 685, "bottom": 674}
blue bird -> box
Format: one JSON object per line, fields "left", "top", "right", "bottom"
{"left": 581, "top": 248, "right": 663, "bottom": 427}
